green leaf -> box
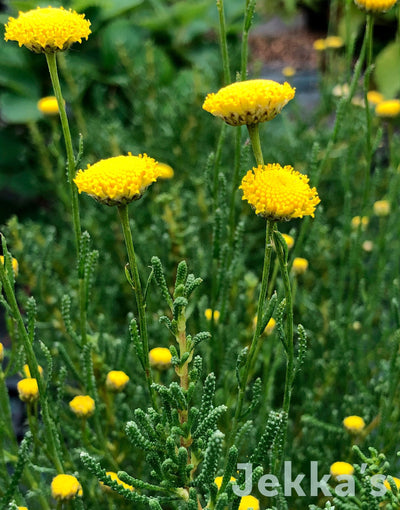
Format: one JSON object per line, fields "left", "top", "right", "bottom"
{"left": 0, "top": 93, "right": 42, "bottom": 124}
{"left": 374, "top": 41, "right": 400, "bottom": 99}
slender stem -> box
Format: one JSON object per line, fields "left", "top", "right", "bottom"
{"left": 216, "top": 0, "right": 231, "bottom": 85}
{"left": 241, "top": 0, "right": 256, "bottom": 80}
{"left": 45, "top": 52, "right": 81, "bottom": 253}
{"left": 247, "top": 124, "right": 265, "bottom": 166}
{"left": 117, "top": 204, "right": 157, "bottom": 409}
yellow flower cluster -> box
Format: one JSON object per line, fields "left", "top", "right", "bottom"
{"left": 313, "top": 36, "right": 344, "bottom": 51}
{"left": 149, "top": 347, "right": 172, "bottom": 369}
{"left": 69, "top": 395, "right": 95, "bottom": 417}
{"left": 4, "top": 6, "right": 91, "bottom": 53}
{"left": 37, "top": 96, "right": 59, "bottom": 115}
{"left": 17, "top": 378, "right": 39, "bottom": 403}
{"left": 0, "top": 255, "right": 19, "bottom": 276}
{"left": 343, "top": 415, "right": 365, "bottom": 433}
{"left": 354, "top": 0, "right": 398, "bottom": 12}
{"left": 106, "top": 370, "right": 130, "bottom": 391}
{"left": 214, "top": 477, "right": 260, "bottom": 509}
{"left": 74, "top": 154, "right": 162, "bottom": 206}
{"left": 204, "top": 308, "right": 221, "bottom": 321}
{"left": 51, "top": 474, "right": 82, "bottom": 500}
{"left": 23, "top": 364, "right": 43, "bottom": 378}
{"left": 240, "top": 164, "right": 320, "bottom": 221}
{"left": 203, "top": 79, "right": 295, "bottom": 126}
{"left": 375, "top": 99, "right": 400, "bottom": 118}
{"left": 100, "top": 471, "right": 134, "bottom": 492}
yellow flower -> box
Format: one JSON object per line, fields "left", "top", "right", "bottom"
{"left": 240, "top": 164, "right": 320, "bottom": 221}
{"left": 352, "top": 321, "right": 362, "bottom": 330}
{"left": 51, "top": 474, "right": 82, "bottom": 500}
{"left": 214, "top": 476, "right": 236, "bottom": 489}
{"left": 373, "top": 200, "right": 390, "bottom": 216}
{"left": 351, "top": 216, "right": 369, "bottom": 229}
{"left": 362, "top": 240, "right": 374, "bottom": 252}
{"left": 23, "top": 364, "right": 43, "bottom": 378}
{"left": 332, "top": 84, "right": 350, "bottom": 98}
{"left": 354, "top": 0, "right": 398, "bottom": 12}
{"left": 292, "top": 257, "right": 309, "bottom": 275}
{"left": 106, "top": 370, "right": 130, "bottom": 392}
{"left": 156, "top": 162, "right": 174, "bottom": 179}
{"left": 74, "top": 153, "right": 161, "bottom": 206}
{"left": 37, "top": 96, "right": 59, "bottom": 115}
{"left": 325, "top": 36, "right": 344, "bottom": 48}
{"left": 0, "top": 255, "right": 19, "bottom": 276}
{"left": 343, "top": 415, "right": 365, "bottom": 433}
{"left": 18, "top": 507, "right": 28, "bottom": 510}
{"left": 281, "top": 233, "right": 295, "bottom": 250}
{"left": 149, "top": 347, "right": 172, "bottom": 369}
{"left": 330, "top": 462, "right": 354, "bottom": 478}
{"left": 202, "top": 79, "right": 295, "bottom": 127}
{"left": 69, "top": 395, "right": 95, "bottom": 418}
{"left": 205, "top": 309, "right": 221, "bottom": 321}
{"left": 375, "top": 99, "right": 400, "bottom": 118}
{"left": 313, "top": 38, "right": 326, "bottom": 51}
{"left": 4, "top": 6, "right": 91, "bottom": 53}
{"left": 100, "top": 471, "right": 134, "bottom": 492}
{"left": 239, "top": 495, "right": 260, "bottom": 510}
{"left": 17, "top": 378, "right": 39, "bottom": 403}
{"left": 367, "top": 90, "right": 384, "bottom": 105}
{"left": 282, "top": 66, "right": 296, "bottom": 77}
{"left": 0, "top": 343, "right": 3, "bottom": 363}
{"left": 384, "top": 476, "right": 400, "bottom": 492}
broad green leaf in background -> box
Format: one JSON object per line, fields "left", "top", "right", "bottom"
{"left": 0, "top": 93, "right": 42, "bottom": 124}
{"left": 374, "top": 40, "right": 400, "bottom": 99}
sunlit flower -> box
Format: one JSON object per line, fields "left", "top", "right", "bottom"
{"left": 240, "top": 164, "right": 320, "bottom": 221}
{"left": 313, "top": 38, "right": 326, "bottom": 51}
{"left": 51, "top": 474, "right": 82, "bottom": 500}
{"left": 205, "top": 309, "right": 220, "bottom": 321}
{"left": 156, "top": 162, "right": 174, "bottom": 179}
{"left": 325, "top": 36, "right": 344, "bottom": 48}
{"left": 292, "top": 257, "right": 309, "bottom": 275}
{"left": 354, "top": 0, "right": 398, "bottom": 12}
{"left": 4, "top": 6, "right": 91, "bottom": 53}
{"left": 23, "top": 364, "right": 43, "bottom": 378}
{"left": 239, "top": 495, "right": 260, "bottom": 510}
{"left": 384, "top": 476, "right": 400, "bottom": 492}
{"left": 17, "top": 378, "right": 39, "bottom": 403}
{"left": 0, "top": 255, "right": 19, "bottom": 276}
{"left": 330, "top": 462, "right": 354, "bottom": 478}
{"left": 375, "top": 99, "right": 400, "bottom": 118}
{"left": 351, "top": 216, "right": 369, "bottom": 229}
{"left": 106, "top": 370, "right": 130, "bottom": 392}
{"left": 343, "top": 415, "right": 365, "bottom": 433}
{"left": 69, "top": 395, "right": 95, "bottom": 417}
{"left": 74, "top": 153, "right": 161, "bottom": 206}
{"left": 282, "top": 66, "right": 296, "bottom": 77}
{"left": 281, "top": 233, "right": 295, "bottom": 249}
{"left": 373, "top": 199, "right": 390, "bottom": 216}
{"left": 367, "top": 90, "right": 384, "bottom": 105}
{"left": 37, "top": 96, "right": 59, "bottom": 115}
{"left": 100, "top": 471, "right": 134, "bottom": 492}
{"left": 203, "top": 79, "right": 295, "bottom": 126}
{"left": 149, "top": 347, "right": 172, "bottom": 369}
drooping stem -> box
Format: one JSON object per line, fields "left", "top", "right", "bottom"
{"left": 117, "top": 204, "right": 157, "bottom": 409}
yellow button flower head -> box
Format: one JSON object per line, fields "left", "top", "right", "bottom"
{"left": 149, "top": 347, "right": 172, "bottom": 369}
{"left": 214, "top": 476, "right": 236, "bottom": 489}
{"left": 330, "top": 462, "right": 354, "bottom": 478}
{"left": 375, "top": 99, "right": 400, "bottom": 118}
{"left": 205, "top": 309, "right": 220, "bottom": 321}
{"left": 106, "top": 370, "right": 130, "bottom": 392}
{"left": 203, "top": 79, "right": 295, "bottom": 127}
{"left": 373, "top": 199, "right": 390, "bottom": 216}
{"left": 69, "top": 395, "right": 95, "bottom": 417}
{"left": 0, "top": 342, "right": 3, "bottom": 363}
{"left": 18, "top": 507, "right": 28, "bottom": 510}
{"left": 367, "top": 90, "right": 384, "bottom": 105}
{"left": 240, "top": 164, "right": 320, "bottom": 221}
{"left": 4, "top": 6, "right": 91, "bottom": 53}
{"left": 0, "top": 255, "right": 19, "bottom": 276}
{"left": 343, "top": 415, "right": 365, "bottom": 433}
{"left": 325, "top": 36, "right": 344, "bottom": 49}
{"left": 281, "top": 233, "right": 295, "bottom": 250}
{"left": 74, "top": 153, "right": 162, "bottom": 206}
{"left": 37, "top": 96, "right": 59, "bottom": 115}
{"left": 156, "top": 162, "right": 174, "bottom": 179}
{"left": 292, "top": 257, "right": 309, "bottom": 275}
{"left": 282, "top": 66, "right": 296, "bottom": 78}
{"left": 17, "top": 378, "right": 39, "bottom": 403}
{"left": 23, "top": 364, "right": 43, "bottom": 378}
{"left": 100, "top": 471, "right": 134, "bottom": 492}
{"left": 239, "top": 495, "right": 260, "bottom": 510}
{"left": 384, "top": 476, "right": 400, "bottom": 492}
{"left": 354, "top": 0, "right": 397, "bottom": 12}
{"left": 351, "top": 215, "right": 369, "bottom": 229}
{"left": 51, "top": 474, "right": 82, "bottom": 500}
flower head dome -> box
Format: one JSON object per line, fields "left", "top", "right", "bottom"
{"left": 69, "top": 395, "right": 95, "bottom": 418}
{"left": 51, "top": 474, "right": 82, "bottom": 500}
{"left": 38, "top": 96, "right": 59, "bottom": 115}
{"left": 4, "top": 6, "right": 91, "bottom": 53}
{"left": 330, "top": 462, "right": 354, "bottom": 478}
{"left": 343, "top": 415, "right": 365, "bottom": 433}
{"left": 354, "top": 0, "right": 397, "bottom": 12}
{"left": 203, "top": 79, "right": 295, "bottom": 126}
{"left": 149, "top": 347, "right": 172, "bottom": 369}
{"left": 106, "top": 370, "right": 130, "bottom": 392}
{"left": 17, "top": 378, "right": 39, "bottom": 403}
{"left": 74, "top": 153, "right": 162, "bottom": 206}
{"left": 375, "top": 99, "right": 400, "bottom": 118}
{"left": 239, "top": 164, "right": 320, "bottom": 221}
{"left": 100, "top": 472, "right": 134, "bottom": 492}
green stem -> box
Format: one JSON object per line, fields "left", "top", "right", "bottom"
{"left": 117, "top": 204, "right": 157, "bottom": 409}
{"left": 241, "top": 0, "right": 256, "bottom": 80}
{"left": 247, "top": 124, "right": 264, "bottom": 166}
{"left": 45, "top": 52, "right": 81, "bottom": 253}
{"left": 0, "top": 261, "right": 64, "bottom": 474}
{"left": 216, "top": 0, "right": 231, "bottom": 85}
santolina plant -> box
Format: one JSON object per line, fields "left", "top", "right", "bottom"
{"left": 1, "top": 0, "right": 400, "bottom": 509}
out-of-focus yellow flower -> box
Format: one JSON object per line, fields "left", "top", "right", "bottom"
{"left": 18, "top": 507, "right": 28, "bottom": 510}
{"left": 203, "top": 79, "right": 295, "bottom": 127}
{"left": 214, "top": 476, "right": 236, "bottom": 489}
{"left": 69, "top": 395, "right": 95, "bottom": 418}
{"left": 0, "top": 255, "right": 19, "bottom": 276}
{"left": 332, "top": 84, "right": 350, "bottom": 98}
{"left": 239, "top": 495, "right": 260, "bottom": 510}
{"left": 375, "top": 99, "right": 400, "bottom": 118}
{"left": 330, "top": 462, "right": 354, "bottom": 478}
{"left": 106, "top": 370, "right": 130, "bottom": 392}
{"left": 292, "top": 257, "right": 308, "bottom": 275}
{"left": 253, "top": 316, "right": 276, "bottom": 335}
{"left": 0, "top": 343, "right": 3, "bottom": 363}
{"left": 313, "top": 38, "right": 326, "bottom": 51}
{"left": 156, "top": 162, "right": 174, "bottom": 179}
{"left": 23, "top": 364, "right": 43, "bottom": 378}
{"left": 343, "top": 415, "right": 365, "bottom": 433}
{"left": 354, "top": 0, "right": 397, "bottom": 12}
{"left": 362, "top": 240, "right": 374, "bottom": 252}
{"left": 367, "top": 90, "right": 384, "bottom": 105}
{"left": 74, "top": 153, "right": 161, "bottom": 206}
{"left": 384, "top": 476, "right": 400, "bottom": 492}
{"left": 352, "top": 321, "right": 362, "bottom": 330}
{"left": 100, "top": 471, "right": 134, "bottom": 492}
{"left": 240, "top": 164, "right": 320, "bottom": 221}
{"left": 205, "top": 309, "right": 220, "bottom": 321}
{"left": 325, "top": 36, "right": 344, "bottom": 48}
{"left": 37, "top": 96, "right": 59, "bottom": 115}
{"left": 282, "top": 66, "right": 296, "bottom": 77}
{"left": 4, "top": 6, "right": 91, "bottom": 53}
{"left": 149, "top": 347, "right": 172, "bottom": 369}
{"left": 51, "top": 474, "right": 82, "bottom": 500}
{"left": 17, "top": 378, "right": 39, "bottom": 403}
{"left": 351, "top": 216, "right": 369, "bottom": 230}
{"left": 373, "top": 200, "right": 390, "bottom": 217}
{"left": 281, "top": 233, "right": 294, "bottom": 249}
